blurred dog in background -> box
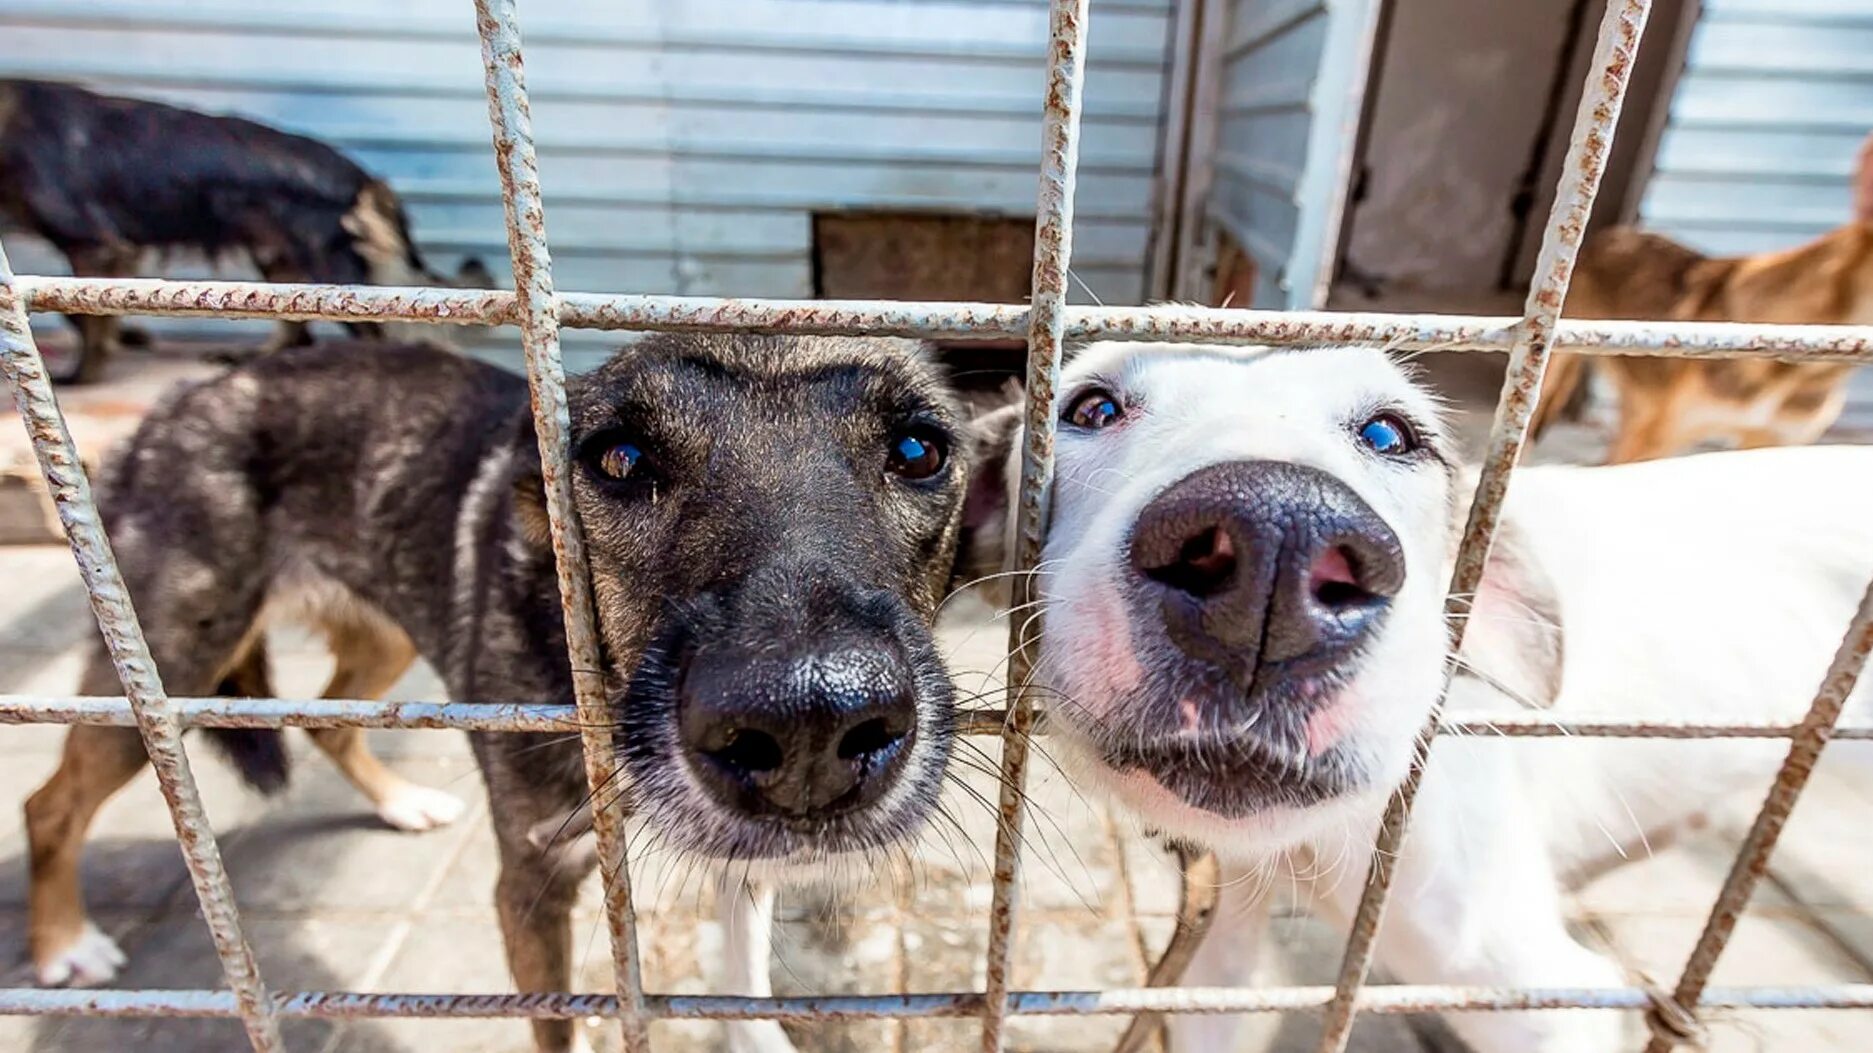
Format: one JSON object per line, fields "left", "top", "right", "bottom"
{"left": 0, "top": 79, "right": 490, "bottom": 382}
{"left": 1532, "top": 129, "right": 1873, "bottom": 462}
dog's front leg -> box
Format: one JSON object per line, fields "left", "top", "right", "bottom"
{"left": 717, "top": 872, "right": 800, "bottom": 1053}
{"left": 495, "top": 840, "right": 596, "bottom": 1053}
{"left": 1165, "top": 857, "right": 1273, "bottom": 1053}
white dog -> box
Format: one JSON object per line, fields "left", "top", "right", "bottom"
{"left": 955, "top": 341, "right": 1873, "bottom": 1053}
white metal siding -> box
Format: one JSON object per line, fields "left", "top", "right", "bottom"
{"left": 0, "top": 0, "right": 1174, "bottom": 358}
{"left": 1639, "top": 0, "right": 1873, "bottom": 256}
{"left": 1202, "top": 0, "right": 1374, "bottom": 308}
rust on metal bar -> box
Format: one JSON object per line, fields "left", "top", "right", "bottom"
{"left": 1315, "top": 4, "right": 1655, "bottom": 1051}
{"left": 1642, "top": 578, "right": 1873, "bottom": 1052}
{"left": 0, "top": 238, "right": 285, "bottom": 1052}
{"left": 980, "top": 1, "right": 1092, "bottom": 1050}
{"left": 6, "top": 984, "right": 1873, "bottom": 1021}
{"left": 471, "top": 3, "right": 651, "bottom": 1050}
{"left": 0, "top": 695, "right": 579, "bottom": 731}
{"left": 17, "top": 276, "right": 1873, "bottom": 362}
{"left": 7, "top": 695, "right": 1873, "bottom": 742}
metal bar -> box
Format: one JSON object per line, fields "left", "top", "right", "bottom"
{"left": 1314, "top": 4, "right": 1654, "bottom": 1051}
{"left": 6, "top": 984, "right": 1873, "bottom": 1021}
{"left": 16, "top": 277, "right": 1873, "bottom": 361}
{"left": 1643, "top": 578, "right": 1873, "bottom": 1052}
{"left": 8, "top": 695, "right": 1873, "bottom": 742}
{"left": 981, "top": 1, "right": 1090, "bottom": 1049}
{"left": 0, "top": 240, "right": 285, "bottom": 1051}
{"left": 471, "top": 3, "right": 651, "bottom": 1050}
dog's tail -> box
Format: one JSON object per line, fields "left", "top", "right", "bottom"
{"left": 201, "top": 644, "right": 291, "bottom": 795}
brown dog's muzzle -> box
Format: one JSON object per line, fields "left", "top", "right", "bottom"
{"left": 677, "top": 637, "right": 917, "bottom": 819}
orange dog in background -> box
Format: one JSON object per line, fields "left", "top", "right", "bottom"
{"left": 1532, "top": 132, "right": 1873, "bottom": 463}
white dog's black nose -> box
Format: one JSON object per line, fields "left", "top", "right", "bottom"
{"left": 1129, "top": 460, "right": 1404, "bottom": 685}
{"left": 677, "top": 642, "right": 918, "bottom": 819}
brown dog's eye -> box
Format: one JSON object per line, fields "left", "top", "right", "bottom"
{"left": 887, "top": 430, "right": 946, "bottom": 480}
{"left": 594, "top": 440, "right": 642, "bottom": 480}
{"left": 1064, "top": 388, "right": 1123, "bottom": 430}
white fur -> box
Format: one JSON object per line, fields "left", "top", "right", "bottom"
{"left": 718, "top": 874, "right": 797, "bottom": 1053}
{"left": 1018, "top": 342, "right": 1873, "bottom": 1053}
{"left": 33, "top": 922, "right": 126, "bottom": 987}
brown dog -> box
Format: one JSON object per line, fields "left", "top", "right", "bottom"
{"left": 1532, "top": 132, "right": 1873, "bottom": 463}
{"left": 25, "top": 336, "right": 981, "bottom": 1053}
{"left": 1532, "top": 222, "right": 1873, "bottom": 463}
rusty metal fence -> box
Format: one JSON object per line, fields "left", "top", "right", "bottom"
{"left": 3, "top": 0, "right": 1873, "bottom": 1051}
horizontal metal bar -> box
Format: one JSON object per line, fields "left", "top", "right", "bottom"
{"left": 6, "top": 696, "right": 1873, "bottom": 741}
{"left": 3, "top": 985, "right": 1870, "bottom": 1021}
{"left": 16, "top": 277, "right": 1873, "bottom": 360}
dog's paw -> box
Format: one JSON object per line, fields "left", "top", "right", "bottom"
{"left": 35, "top": 923, "right": 126, "bottom": 987}
{"left": 375, "top": 784, "right": 466, "bottom": 833}
{"left": 567, "top": 1026, "right": 596, "bottom": 1053}
{"left": 725, "top": 1019, "right": 798, "bottom": 1053}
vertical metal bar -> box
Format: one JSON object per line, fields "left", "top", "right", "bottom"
{"left": 980, "top": 1, "right": 1091, "bottom": 1049}
{"left": 1641, "top": 578, "right": 1873, "bottom": 1052}
{"left": 1313, "top": 3, "right": 1652, "bottom": 1050}
{"left": 471, "top": 3, "right": 652, "bottom": 1051}
{"left": 0, "top": 239, "right": 285, "bottom": 1052}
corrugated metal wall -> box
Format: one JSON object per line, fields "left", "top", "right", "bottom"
{"left": 1639, "top": 0, "right": 1872, "bottom": 256}
{"left": 0, "top": 0, "right": 1175, "bottom": 359}
{"left": 1201, "top": 0, "right": 1375, "bottom": 308}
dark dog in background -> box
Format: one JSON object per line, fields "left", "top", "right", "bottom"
{"left": 0, "top": 79, "right": 490, "bottom": 382}
{"left": 25, "top": 335, "right": 980, "bottom": 1053}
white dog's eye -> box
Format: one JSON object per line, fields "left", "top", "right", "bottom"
{"left": 1064, "top": 388, "right": 1124, "bottom": 430}
{"left": 1356, "top": 413, "right": 1416, "bottom": 456}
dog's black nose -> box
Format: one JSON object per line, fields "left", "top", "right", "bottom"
{"left": 677, "top": 642, "right": 917, "bottom": 819}
{"left": 1129, "top": 460, "right": 1404, "bottom": 686}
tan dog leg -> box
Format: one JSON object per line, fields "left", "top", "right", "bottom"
{"left": 306, "top": 618, "right": 463, "bottom": 832}
{"left": 25, "top": 723, "right": 146, "bottom": 985}
{"left": 495, "top": 842, "right": 594, "bottom": 1053}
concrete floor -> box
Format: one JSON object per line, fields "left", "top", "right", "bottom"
{"left": 3, "top": 343, "right": 1873, "bottom": 1051}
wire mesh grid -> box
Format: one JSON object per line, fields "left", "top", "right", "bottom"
{"left": 3, "top": 0, "right": 1873, "bottom": 1051}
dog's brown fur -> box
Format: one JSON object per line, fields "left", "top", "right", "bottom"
{"left": 1533, "top": 222, "right": 1873, "bottom": 463}
{"left": 23, "top": 337, "right": 978, "bottom": 1053}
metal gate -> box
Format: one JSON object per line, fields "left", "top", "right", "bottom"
{"left": 4, "top": 2, "right": 1873, "bottom": 1052}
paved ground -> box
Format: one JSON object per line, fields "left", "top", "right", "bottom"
{"left": 3, "top": 343, "right": 1873, "bottom": 1051}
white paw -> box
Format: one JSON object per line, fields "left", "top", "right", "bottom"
{"left": 375, "top": 784, "right": 466, "bottom": 832}
{"left": 726, "top": 1019, "right": 798, "bottom": 1053}
{"left": 36, "top": 923, "right": 126, "bottom": 987}
{"left": 567, "top": 1027, "right": 596, "bottom": 1053}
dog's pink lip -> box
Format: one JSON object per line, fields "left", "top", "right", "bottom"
{"left": 1304, "top": 693, "right": 1360, "bottom": 757}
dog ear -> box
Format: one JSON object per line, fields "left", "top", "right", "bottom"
{"left": 951, "top": 384, "right": 1024, "bottom": 599}
{"left": 508, "top": 423, "right": 556, "bottom": 550}
{"left": 1453, "top": 513, "right": 1566, "bottom": 710}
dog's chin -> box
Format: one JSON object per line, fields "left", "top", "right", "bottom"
{"left": 1055, "top": 723, "right": 1376, "bottom": 852}
{"left": 1099, "top": 733, "right": 1362, "bottom": 817}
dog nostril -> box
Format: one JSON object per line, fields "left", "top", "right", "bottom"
{"left": 1144, "top": 526, "right": 1238, "bottom": 597}
{"left": 1310, "top": 545, "right": 1373, "bottom": 610}
{"left": 712, "top": 728, "right": 784, "bottom": 774}
{"left": 836, "top": 717, "right": 903, "bottom": 761}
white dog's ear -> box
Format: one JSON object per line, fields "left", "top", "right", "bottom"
{"left": 951, "top": 392, "right": 1023, "bottom": 599}
{"left": 1453, "top": 514, "right": 1566, "bottom": 710}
